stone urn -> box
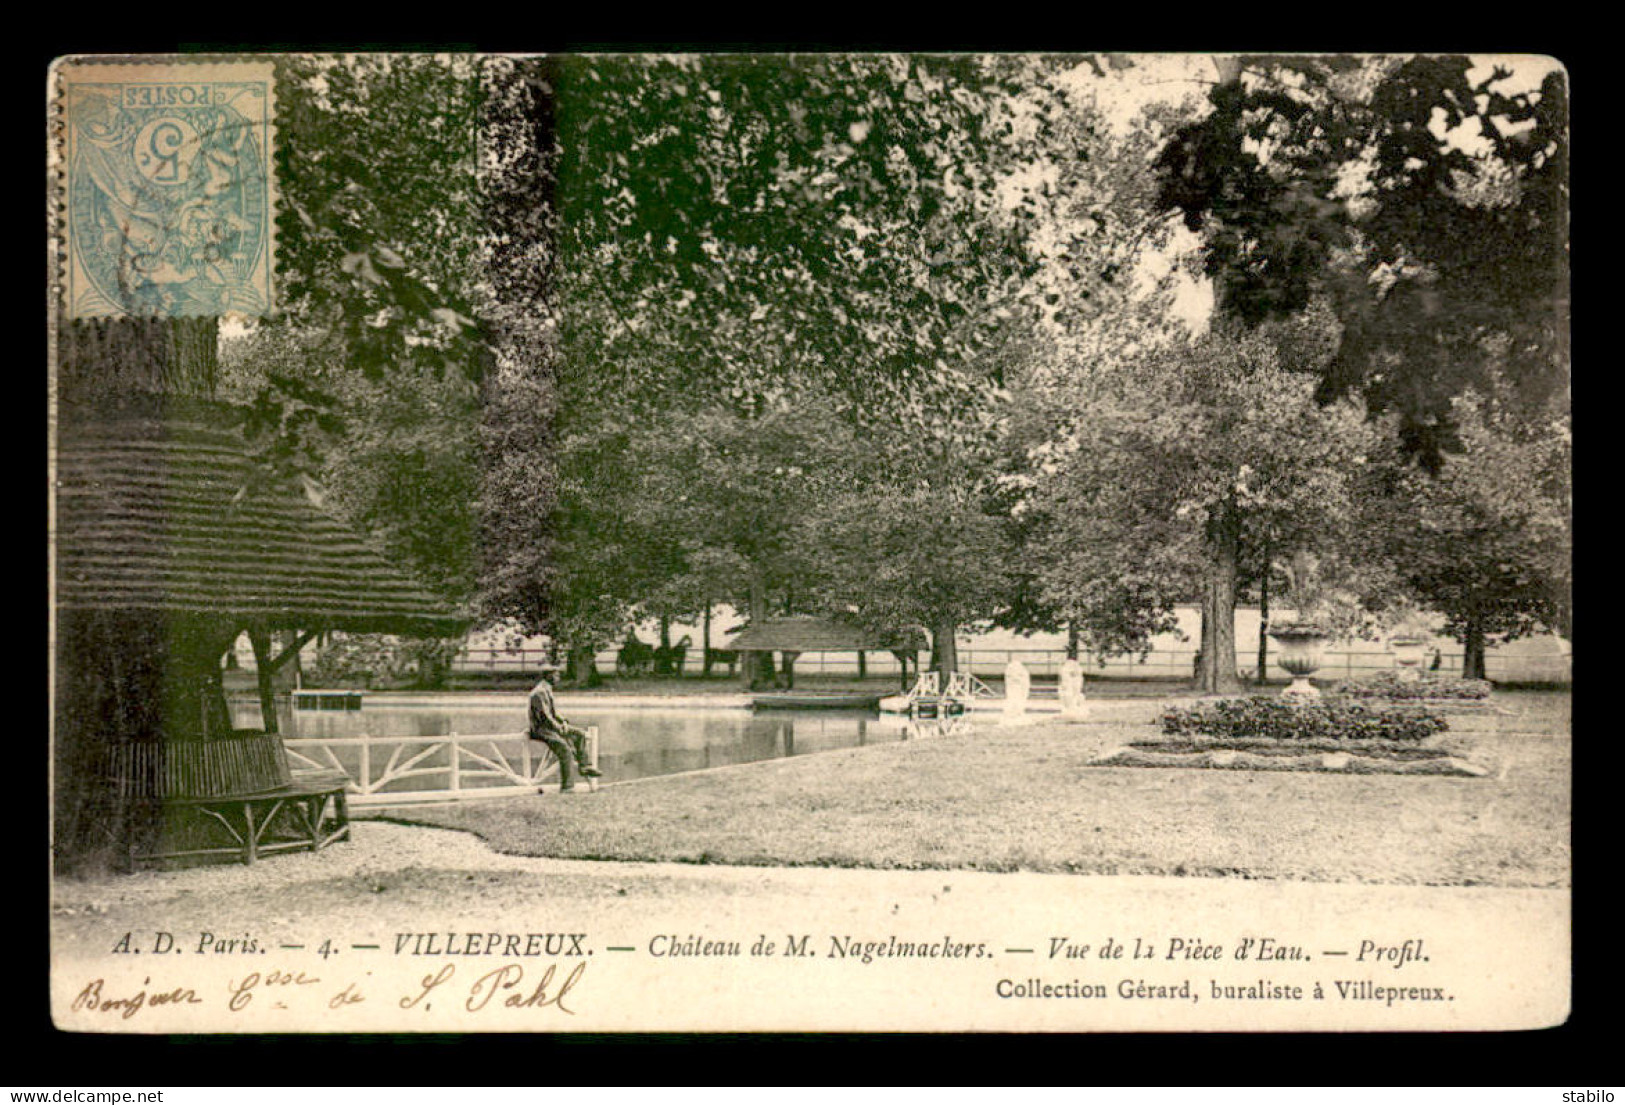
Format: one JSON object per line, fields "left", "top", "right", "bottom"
{"left": 1270, "top": 624, "right": 1329, "bottom": 699}
{"left": 1389, "top": 634, "right": 1429, "bottom": 682}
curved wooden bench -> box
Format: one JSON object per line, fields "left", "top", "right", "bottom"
{"left": 136, "top": 770, "right": 351, "bottom": 867}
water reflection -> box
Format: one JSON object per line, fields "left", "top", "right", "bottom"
{"left": 229, "top": 700, "right": 908, "bottom": 785}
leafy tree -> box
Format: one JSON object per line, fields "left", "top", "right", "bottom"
{"left": 255, "top": 55, "right": 566, "bottom": 641}
{"left": 534, "top": 419, "right": 653, "bottom": 684}
{"left": 1145, "top": 55, "right": 1569, "bottom": 681}
{"left": 474, "top": 345, "right": 558, "bottom": 636}
{"left": 529, "top": 55, "right": 1116, "bottom": 671}
{"left": 1360, "top": 371, "right": 1571, "bottom": 678}
{"left": 615, "top": 397, "right": 868, "bottom": 686}
{"left": 1027, "top": 325, "right": 1374, "bottom": 692}
{"left": 1154, "top": 54, "right": 1568, "bottom": 468}
{"left": 219, "top": 323, "right": 483, "bottom": 693}
{"left": 220, "top": 325, "right": 480, "bottom": 605}
{"left": 799, "top": 437, "right": 1023, "bottom": 674}
{"left": 546, "top": 54, "right": 1079, "bottom": 422}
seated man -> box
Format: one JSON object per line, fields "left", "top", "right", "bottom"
{"left": 528, "top": 664, "right": 602, "bottom": 792}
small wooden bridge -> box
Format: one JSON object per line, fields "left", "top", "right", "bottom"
{"left": 884, "top": 671, "right": 999, "bottom": 717}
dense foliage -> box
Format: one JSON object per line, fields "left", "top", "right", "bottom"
{"left": 1025, "top": 324, "right": 1374, "bottom": 691}
{"left": 527, "top": 54, "right": 1130, "bottom": 676}
{"left": 1355, "top": 376, "right": 1570, "bottom": 677}
{"left": 305, "top": 634, "right": 464, "bottom": 690}
{"left": 1329, "top": 671, "right": 1493, "bottom": 701}
{"left": 240, "top": 54, "right": 1567, "bottom": 686}
{"left": 1154, "top": 55, "right": 1568, "bottom": 468}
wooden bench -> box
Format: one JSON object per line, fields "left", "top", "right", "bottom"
{"left": 136, "top": 770, "right": 351, "bottom": 867}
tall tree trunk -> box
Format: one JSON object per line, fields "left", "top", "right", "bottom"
{"left": 55, "top": 318, "right": 223, "bottom": 873}
{"left": 247, "top": 628, "right": 279, "bottom": 734}
{"left": 857, "top": 650, "right": 866, "bottom": 679}
{"left": 1199, "top": 500, "right": 1243, "bottom": 694}
{"left": 1256, "top": 542, "right": 1271, "bottom": 686}
{"left": 1462, "top": 608, "right": 1488, "bottom": 681}
{"left": 702, "top": 602, "right": 713, "bottom": 676}
{"left": 1066, "top": 621, "right": 1080, "bottom": 662}
{"left": 934, "top": 617, "right": 959, "bottom": 675}
{"left": 745, "top": 568, "right": 774, "bottom": 690}
{"left": 567, "top": 644, "right": 600, "bottom": 687}
{"left": 60, "top": 317, "right": 220, "bottom": 406}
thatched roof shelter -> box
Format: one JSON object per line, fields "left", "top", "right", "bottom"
{"left": 727, "top": 616, "right": 926, "bottom": 653}
{"left": 55, "top": 401, "right": 465, "bottom": 637}
{"left": 53, "top": 399, "right": 469, "bottom": 861}
{"left": 52, "top": 324, "right": 469, "bottom": 871}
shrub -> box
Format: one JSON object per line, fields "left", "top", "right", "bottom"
{"left": 1161, "top": 697, "right": 1447, "bottom": 743}
{"left": 1328, "top": 671, "right": 1492, "bottom": 701}
{"left": 306, "top": 634, "right": 462, "bottom": 690}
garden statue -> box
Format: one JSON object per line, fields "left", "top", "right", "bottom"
{"left": 1003, "top": 658, "right": 1030, "bottom": 723}
{"left": 1058, "top": 657, "right": 1086, "bottom": 719}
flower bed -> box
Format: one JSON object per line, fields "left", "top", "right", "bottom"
{"left": 1092, "top": 744, "right": 1486, "bottom": 777}
{"left": 1135, "top": 740, "right": 1447, "bottom": 760}
{"left": 1161, "top": 696, "right": 1448, "bottom": 744}
{"left": 1328, "top": 671, "right": 1492, "bottom": 702}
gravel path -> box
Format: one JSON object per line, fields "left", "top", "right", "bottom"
{"left": 51, "top": 822, "right": 533, "bottom": 914}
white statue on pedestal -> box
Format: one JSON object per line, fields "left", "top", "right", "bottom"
{"left": 1003, "top": 659, "right": 1030, "bottom": 723}
{"left": 1058, "top": 657, "right": 1086, "bottom": 719}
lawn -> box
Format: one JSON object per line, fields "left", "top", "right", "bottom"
{"left": 386, "top": 690, "right": 1570, "bottom": 888}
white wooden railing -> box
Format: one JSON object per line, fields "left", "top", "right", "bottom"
{"left": 282, "top": 728, "right": 599, "bottom": 807}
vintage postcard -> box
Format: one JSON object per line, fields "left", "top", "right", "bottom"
{"left": 47, "top": 51, "right": 1570, "bottom": 1034}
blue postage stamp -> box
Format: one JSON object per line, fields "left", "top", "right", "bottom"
{"left": 57, "top": 59, "right": 276, "bottom": 319}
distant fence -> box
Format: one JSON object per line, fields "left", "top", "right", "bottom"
{"left": 448, "top": 645, "right": 1570, "bottom": 685}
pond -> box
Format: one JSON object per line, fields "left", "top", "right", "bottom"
{"left": 230, "top": 698, "right": 933, "bottom": 787}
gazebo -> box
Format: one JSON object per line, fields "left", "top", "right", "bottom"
{"left": 53, "top": 394, "right": 467, "bottom": 870}
{"left": 726, "top": 616, "right": 927, "bottom": 690}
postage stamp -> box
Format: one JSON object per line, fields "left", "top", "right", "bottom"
{"left": 55, "top": 59, "right": 276, "bottom": 319}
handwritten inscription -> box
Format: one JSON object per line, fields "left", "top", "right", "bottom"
{"left": 400, "top": 962, "right": 586, "bottom": 1014}
{"left": 71, "top": 977, "right": 204, "bottom": 1019}
{"left": 69, "top": 960, "right": 587, "bottom": 1021}
{"left": 226, "top": 968, "right": 321, "bottom": 1011}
